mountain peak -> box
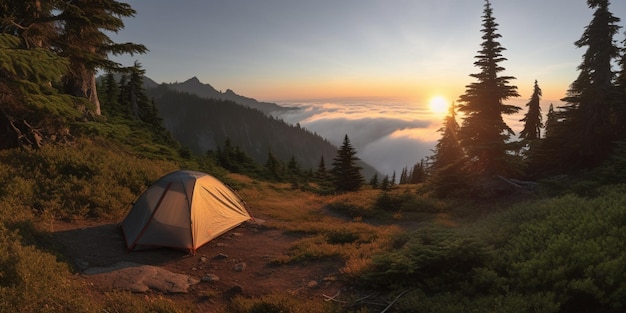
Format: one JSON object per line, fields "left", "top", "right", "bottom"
{"left": 184, "top": 76, "right": 201, "bottom": 84}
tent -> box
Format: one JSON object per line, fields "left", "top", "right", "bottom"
{"left": 121, "top": 170, "right": 252, "bottom": 254}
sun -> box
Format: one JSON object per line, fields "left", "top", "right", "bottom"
{"left": 428, "top": 96, "right": 449, "bottom": 115}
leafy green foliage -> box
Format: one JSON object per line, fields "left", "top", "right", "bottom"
{"left": 503, "top": 187, "right": 626, "bottom": 310}
{"left": 361, "top": 226, "right": 491, "bottom": 291}
{"left": 0, "top": 141, "right": 178, "bottom": 220}
{"left": 0, "top": 224, "right": 93, "bottom": 313}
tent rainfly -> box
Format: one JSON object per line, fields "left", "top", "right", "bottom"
{"left": 121, "top": 170, "right": 252, "bottom": 254}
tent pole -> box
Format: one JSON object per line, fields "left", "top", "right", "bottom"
{"left": 128, "top": 182, "right": 173, "bottom": 251}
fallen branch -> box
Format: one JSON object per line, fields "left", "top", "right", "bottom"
{"left": 380, "top": 289, "right": 410, "bottom": 313}
{"left": 496, "top": 175, "right": 538, "bottom": 189}
{"left": 323, "top": 291, "right": 348, "bottom": 303}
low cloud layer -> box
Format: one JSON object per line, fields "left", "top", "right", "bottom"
{"left": 276, "top": 98, "right": 439, "bottom": 176}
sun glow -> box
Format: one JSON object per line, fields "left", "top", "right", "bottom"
{"left": 428, "top": 96, "right": 449, "bottom": 115}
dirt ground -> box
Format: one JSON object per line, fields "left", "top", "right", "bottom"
{"left": 52, "top": 218, "right": 345, "bottom": 311}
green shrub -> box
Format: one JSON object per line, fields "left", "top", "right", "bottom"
{"left": 327, "top": 200, "right": 374, "bottom": 218}
{"left": 0, "top": 224, "right": 93, "bottom": 313}
{"left": 373, "top": 191, "right": 444, "bottom": 213}
{"left": 361, "top": 226, "right": 491, "bottom": 291}
{"left": 502, "top": 186, "right": 626, "bottom": 310}
{"left": 0, "top": 142, "right": 178, "bottom": 220}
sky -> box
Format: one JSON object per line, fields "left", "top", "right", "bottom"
{"left": 109, "top": 0, "right": 626, "bottom": 176}
{"left": 111, "top": 0, "right": 626, "bottom": 104}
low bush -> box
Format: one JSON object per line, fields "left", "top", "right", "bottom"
{"left": 0, "top": 141, "right": 178, "bottom": 220}
{"left": 360, "top": 226, "right": 491, "bottom": 292}
{"left": 0, "top": 224, "right": 93, "bottom": 313}
{"left": 502, "top": 185, "right": 626, "bottom": 311}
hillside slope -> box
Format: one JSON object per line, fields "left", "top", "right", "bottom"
{"left": 148, "top": 86, "right": 379, "bottom": 177}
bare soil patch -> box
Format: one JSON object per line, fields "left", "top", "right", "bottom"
{"left": 52, "top": 219, "right": 345, "bottom": 311}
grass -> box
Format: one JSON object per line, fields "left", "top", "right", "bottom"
{"left": 2, "top": 134, "right": 625, "bottom": 312}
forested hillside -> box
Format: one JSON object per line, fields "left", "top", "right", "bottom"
{"left": 147, "top": 86, "right": 380, "bottom": 178}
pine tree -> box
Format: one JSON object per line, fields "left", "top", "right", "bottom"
{"left": 315, "top": 155, "right": 329, "bottom": 180}
{"left": 265, "top": 148, "right": 282, "bottom": 180}
{"left": 519, "top": 80, "right": 544, "bottom": 141}
{"left": 99, "top": 72, "right": 122, "bottom": 117}
{"left": 613, "top": 33, "right": 626, "bottom": 138}
{"left": 457, "top": 0, "right": 521, "bottom": 176}
{"left": 431, "top": 103, "right": 464, "bottom": 171}
{"left": 331, "top": 134, "right": 364, "bottom": 192}
{"left": 380, "top": 175, "right": 390, "bottom": 191}
{"left": 369, "top": 173, "right": 379, "bottom": 189}
{"left": 544, "top": 103, "right": 558, "bottom": 139}
{"left": 399, "top": 167, "right": 408, "bottom": 184}
{"left": 410, "top": 160, "right": 427, "bottom": 184}
{"left": 287, "top": 155, "right": 301, "bottom": 176}
{"left": 428, "top": 103, "right": 468, "bottom": 194}
{"left": 0, "top": 0, "right": 58, "bottom": 49}
{"left": 551, "top": 0, "right": 621, "bottom": 169}
{"left": 56, "top": 0, "right": 147, "bottom": 115}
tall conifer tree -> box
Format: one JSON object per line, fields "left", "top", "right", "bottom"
{"left": 457, "top": 0, "right": 520, "bottom": 176}
{"left": 431, "top": 103, "right": 463, "bottom": 170}
{"left": 544, "top": 104, "right": 558, "bottom": 140}
{"left": 552, "top": 0, "right": 621, "bottom": 168}
{"left": 519, "top": 80, "right": 543, "bottom": 141}
{"left": 331, "top": 135, "right": 364, "bottom": 192}
{"left": 429, "top": 103, "right": 467, "bottom": 195}
{"left": 57, "top": 0, "right": 147, "bottom": 115}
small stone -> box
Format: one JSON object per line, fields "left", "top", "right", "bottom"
{"left": 233, "top": 262, "right": 246, "bottom": 272}
{"left": 214, "top": 253, "right": 228, "bottom": 260}
{"left": 224, "top": 285, "right": 244, "bottom": 298}
{"left": 307, "top": 280, "right": 319, "bottom": 288}
{"left": 200, "top": 256, "right": 208, "bottom": 263}
{"left": 201, "top": 274, "right": 220, "bottom": 282}
{"left": 216, "top": 242, "right": 227, "bottom": 247}
{"left": 323, "top": 276, "right": 337, "bottom": 281}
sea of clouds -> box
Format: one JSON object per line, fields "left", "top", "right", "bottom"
{"left": 274, "top": 97, "right": 443, "bottom": 177}
{"left": 274, "top": 97, "right": 533, "bottom": 177}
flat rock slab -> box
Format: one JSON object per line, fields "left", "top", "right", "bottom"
{"left": 83, "top": 262, "right": 199, "bottom": 294}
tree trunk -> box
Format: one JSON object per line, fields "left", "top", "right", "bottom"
{"left": 68, "top": 67, "right": 101, "bottom": 115}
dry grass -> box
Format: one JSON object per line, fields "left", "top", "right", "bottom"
{"left": 233, "top": 178, "right": 404, "bottom": 283}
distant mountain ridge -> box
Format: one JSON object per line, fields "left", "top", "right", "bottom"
{"left": 156, "top": 77, "right": 287, "bottom": 114}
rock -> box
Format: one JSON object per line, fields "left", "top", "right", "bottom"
{"left": 200, "top": 256, "right": 208, "bottom": 263}
{"left": 83, "top": 262, "right": 200, "bottom": 294}
{"left": 233, "top": 262, "right": 246, "bottom": 272}
{"left": 216, "top": 242, "right": 227, "bottom": 247}
{"left": 201, "top": 274, "right": 220, "bottom": 282}
{"left": 224, "top": 285, "right": 244, "bottom": 298}
{"left": 214, "top": 253, "right": 228, "bottom": 260}
{"left": 307, "top": 280, "right": 319, "bottom": 288}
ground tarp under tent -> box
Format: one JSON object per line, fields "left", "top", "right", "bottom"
{"left": 121, "top": 170, "right": 252, "bottom": 254}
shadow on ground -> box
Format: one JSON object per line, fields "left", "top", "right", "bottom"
{"left": 53, "top": 223, "right": 189, "bottom": 271}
